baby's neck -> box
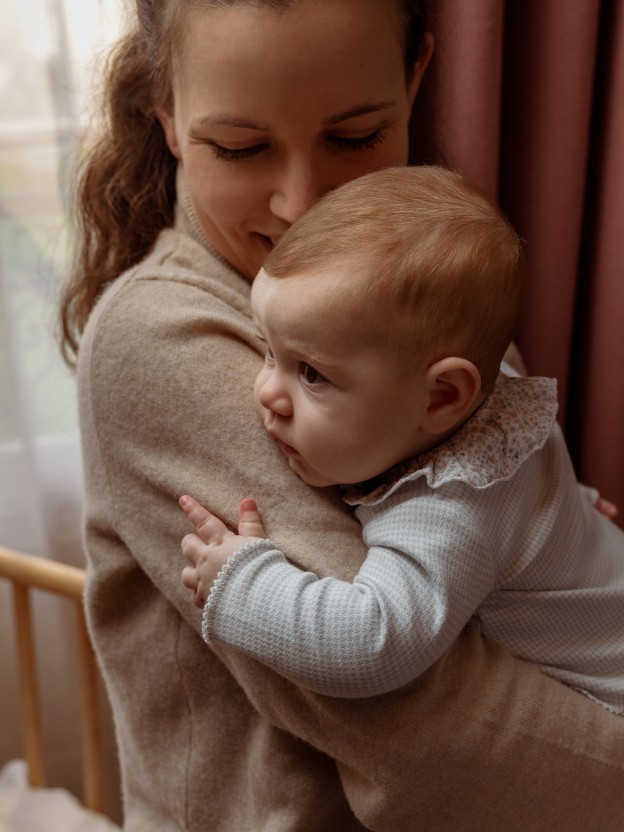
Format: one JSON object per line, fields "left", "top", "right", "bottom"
{"left": 353, "top": 388, "right": 489, "bottom": 489}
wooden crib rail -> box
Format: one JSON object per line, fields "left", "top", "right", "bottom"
{"left": 0, "top": 545, "right": 105, "bottom": 814}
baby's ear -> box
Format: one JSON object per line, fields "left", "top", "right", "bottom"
{"left": 421, "top": 357, "right": 482, "bottom": 436}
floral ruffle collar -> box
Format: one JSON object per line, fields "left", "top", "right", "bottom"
{"left": 343, "top": 373, "right": 558, "bottom": 507}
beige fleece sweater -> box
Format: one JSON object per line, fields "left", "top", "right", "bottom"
{"left": 76, "top": 173, "right": 624, "bottom": 832}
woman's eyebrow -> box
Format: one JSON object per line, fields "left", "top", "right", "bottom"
{"left": 192, "top": 114, "right": 272, "bottom": 131}
{"left": 325, "top": 101, "right": 396, "bottom": 125}
{"left": 191, "top": 102, "right": 395, "bottom": 133}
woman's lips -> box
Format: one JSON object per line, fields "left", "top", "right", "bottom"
{"left": 255, "top": 233, "right": 275, "bottom": 252}
{"left": 255, "top": 232, "right": 285, "bottom": 252}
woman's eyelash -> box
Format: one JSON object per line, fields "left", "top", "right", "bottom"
{"left": 209, "top": 142, "right": 267, "bottom": 161}
{"left": 327, "top": 130, "right": 385, "bottom": 152}
{"left": 208, "top": 130, "right": 384, "bottom": 161}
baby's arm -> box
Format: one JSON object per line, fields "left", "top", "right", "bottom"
{"left": 180, "top": 489, "right": 494, "bottom": 698}
{"left": 180, "top": 495, "right": 266, "bottom": 606}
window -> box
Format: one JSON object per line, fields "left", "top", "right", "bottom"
{"left": 0, "top": 0, "right": 125, "bottom": 556}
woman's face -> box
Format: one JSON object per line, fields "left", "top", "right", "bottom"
{"left": 158, "top": 0, "right": 432, "bottom": 279}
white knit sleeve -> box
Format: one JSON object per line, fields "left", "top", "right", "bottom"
{"left": 202, "top": 484, "right": 498, "bottom": 698}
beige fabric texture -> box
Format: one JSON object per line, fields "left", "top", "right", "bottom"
{"left": 76, "top": 184, "right": 624, "bottom": 831}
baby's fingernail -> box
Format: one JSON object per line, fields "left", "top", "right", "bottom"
{"left": 179, "top": 495, "right": 189, "bottom": 507}
{"left": 241, "top": 499, "right": 256, "bottom": 511}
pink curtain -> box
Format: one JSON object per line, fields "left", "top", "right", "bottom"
{"left": 412, "top": 0, "right": 624, "bottom": 526}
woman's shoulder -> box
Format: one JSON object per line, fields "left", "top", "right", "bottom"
{"left": 124, "top": 226, "right": 251, "bottom": 310}
{"left": 77, "top": 226, "right": 261, "bottom": 402}
{"left": 82, "top": 227, "right": 254, "bottom": 348}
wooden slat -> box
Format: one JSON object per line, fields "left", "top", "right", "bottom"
{"left": 0, "top": 546, "right": 85, "bottom": 598}
{"left": 75, "top": 600, "right": 105, "bottom": 813}
{"left": 12, "top": 583, "right": 47, "bottom": 788}
{"left": 0, "top": 545, "right": 106, "bottom": 814}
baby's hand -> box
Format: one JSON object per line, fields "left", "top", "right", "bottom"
{"left": 179, "top": 495, "right": 266, "bottom": 608}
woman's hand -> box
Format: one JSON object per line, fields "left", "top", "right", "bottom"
{"left": 595, "top": 496, "right": 618, "bottom": 519}
{"left": 180, "top": 495, "right": 267, "bottom": 607}
{"left": 578, "top": 483, "right": 619, "bottom": 521}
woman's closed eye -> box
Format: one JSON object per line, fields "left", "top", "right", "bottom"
{"left": 208, "top": 130, "right": 385, "bottom": 161}
{"left": 327, "top": 128, "right": 385, "bottom": 153}
{"left": 208, "top": 140, "right": 269, "bottom": 161}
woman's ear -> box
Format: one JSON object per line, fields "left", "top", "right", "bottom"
{"left": 421, "top": 357, "right": 482, "bottom": 436}
{"left": 155, "top": 105, "right": 181, "bottom": 159}
{"left": 407, "top": 33, "right": 434, "bottom": 108}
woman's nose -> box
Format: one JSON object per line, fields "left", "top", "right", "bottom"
{"left": 269, "top": 155, "right": 327, "bottom": 225}
{"left": 255, "top": 368, "right": 293, "bottom": 417}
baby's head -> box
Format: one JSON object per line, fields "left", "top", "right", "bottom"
{"left": 263, "top": 165, "right": 525, "bottom": 391}
{"left": 252, "top": 166, "right": 526, "bottom": 487}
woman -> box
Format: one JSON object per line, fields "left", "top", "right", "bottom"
{"left": 60, "top": 1, "right": 624, "bottom": 830}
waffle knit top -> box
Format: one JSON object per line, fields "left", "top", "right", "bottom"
{"left": 203, "top": 374, "right": 624, "bottom": 714}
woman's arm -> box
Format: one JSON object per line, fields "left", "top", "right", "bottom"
{"left": 82, "top": 265, "right": 624, "bottom": 831}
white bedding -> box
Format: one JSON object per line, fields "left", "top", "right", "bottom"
{"left": 0, "top": 760, "right": 121, "bottom": 832}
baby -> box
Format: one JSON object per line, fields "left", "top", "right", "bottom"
{"left": 180, "top": 166, "right": 624, "bottom": 714}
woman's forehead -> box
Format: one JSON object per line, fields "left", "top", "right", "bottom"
{"left": 171, "top": 0, "right": 407, "bottom": 101}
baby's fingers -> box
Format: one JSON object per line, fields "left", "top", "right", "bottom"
{"left": 238, "top": 498, "right": 267, "bottom": 539}
{"left": 180, "top": 562, "right": 206, "bottom": 608}
{"left": 180, "top": 532, "right": 207, "bottom": 567}
{"left": 181, "top": 563, "right": 198, "bottom": 591}
{"left": 179, "top": 495, "right": 231, "bottom": 543}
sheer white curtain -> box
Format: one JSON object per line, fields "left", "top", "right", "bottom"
{"left": 0, "top": 0, "right": 125, "bottom": 816}
{"left": 1, "top": 0, "right": 126, "bottom": 556}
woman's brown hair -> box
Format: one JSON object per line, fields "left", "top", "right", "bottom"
{"left": 59, "top": 0, "right": 428, "bottom": 366}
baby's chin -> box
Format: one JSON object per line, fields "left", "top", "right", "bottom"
{"left": 290, "top": 458, "right": 340, "bottom": 489}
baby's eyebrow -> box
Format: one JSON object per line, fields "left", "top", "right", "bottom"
{"left": 283, "top": 339, "right": 339, "bottom": 371}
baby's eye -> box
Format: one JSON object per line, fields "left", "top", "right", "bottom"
{"left": 265, "top": 346, "right": 275, "bottom": 364}
{"left": 300, "top": 363, "right": 326, "bottom": 385}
